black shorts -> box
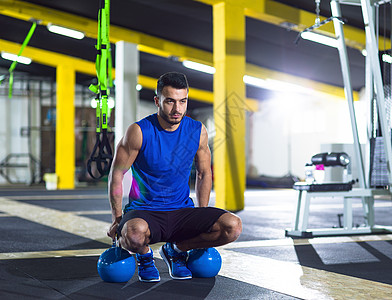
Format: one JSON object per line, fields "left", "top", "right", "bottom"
{"left": 117, "top": 207, "right": 227, "bottom": 244}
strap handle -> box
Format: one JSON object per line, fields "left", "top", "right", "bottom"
{"left": 7, "top": 22, "right": 37, "bottom": 98}
{"left": 87, "top": 130, "right": 113, "bottom": 179}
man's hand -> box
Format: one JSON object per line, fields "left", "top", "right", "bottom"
{"left": 107, "top": 218, "right": 121, "bottom": 240}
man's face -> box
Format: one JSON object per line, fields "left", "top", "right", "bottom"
{"left": 155, "top": 86, "right": 188, "bottom": 125}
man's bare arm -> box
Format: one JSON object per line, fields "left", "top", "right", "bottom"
{"left": 194, "top": 125, "right": 212, "bottom": 207}
{"left": 107, "top": 123, "right": 142, "bottom": 238}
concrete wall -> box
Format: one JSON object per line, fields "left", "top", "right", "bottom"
{"left": 250, "top": 91, "right": 368, "bottom": 179}
{"left": 0, "top": 80, "right": 43, "bottom": 184}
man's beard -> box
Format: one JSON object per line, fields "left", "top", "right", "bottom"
{"left": 159, "top": 108, "right": 186, "bottom": 125}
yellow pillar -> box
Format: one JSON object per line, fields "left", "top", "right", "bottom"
{"left": 56, "top": 64, "right": 75, "bottom": 189}
{"left": 213, "top": 1, "right": 246, "bottom": 211}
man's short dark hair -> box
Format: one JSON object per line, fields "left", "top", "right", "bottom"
{"left": 156, "top": 72, "right": 189, "bottom": 97}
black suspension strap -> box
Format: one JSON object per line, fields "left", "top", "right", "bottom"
{"left": 87, "top": 0, "right": 113, "bottom": 179}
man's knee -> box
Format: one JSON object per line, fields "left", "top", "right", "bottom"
{"left": 219, "top": 213, "right": 242, "bottom": 243}
{"left": 226, "top": 214, "right": 242, "bottom": 242}
{"left": 120, "top": 218, "right": 150, "bottom": 252}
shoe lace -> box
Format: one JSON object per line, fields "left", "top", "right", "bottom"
{"left": 137, "top": 256, "right": 155, "bottom": 270}
{"left": 171, "top": 252, "right": 188, "bottom": 265}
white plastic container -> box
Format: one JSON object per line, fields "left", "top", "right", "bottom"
{"left": 43, "top": 173, "right": 58, "bottom": 190}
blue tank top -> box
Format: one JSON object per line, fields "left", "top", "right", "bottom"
{"left": 125, "top": 113, "right": 202, "bottom": 211}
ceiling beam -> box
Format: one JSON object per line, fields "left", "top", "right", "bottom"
{"left": 196, "top": 0, "right": 384, "bottom": 52}
{"left": 244, "top": 0, "right": 368, "bottom": 51}
{"left": 0, "top": 39, "right": 259, "bottom": 111}
{"left": 0, "top": 38, "right": 96, "bottom": 74}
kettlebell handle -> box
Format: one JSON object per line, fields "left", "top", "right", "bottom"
{"left": 112, "top": 235, "right": 119, "bottom": 248}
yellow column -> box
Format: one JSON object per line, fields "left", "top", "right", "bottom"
{"left": 56, "top": 64, "right": 75, "bottom": 189}
{"left": 213, "top": 1, "right": 246, "bottom": 211}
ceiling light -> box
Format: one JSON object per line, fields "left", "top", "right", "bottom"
{"left": 182, "top": 60, "right": 215, "bottom": 74}
{"left": 243, "top": 75, "right": 314, "bottom": 95}
{"left": 243, "top": 75, "right": 268, "bottom": 88}
{"left": 266, "top": 78, "right": 314, "bottom": 94}
{"left": 1, "top": 52, "right": 32, "bottom": 64}
{"left": 47, "top": 23, "right": 84, "bottom": 39}
{"left": 300, "top": 31, "right": 338, "bottom": 48}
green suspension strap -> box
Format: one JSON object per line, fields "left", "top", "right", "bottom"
{"left": 3, "top": 22, "right": 37, "bottom": 98}
{"left": 87, "top": 0, "right": 113, "bottom": 179}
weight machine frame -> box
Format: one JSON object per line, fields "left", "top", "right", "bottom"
{"left": 286, "top": 0, "right": 392, "bottom": 238}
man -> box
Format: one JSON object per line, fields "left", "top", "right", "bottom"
{"left": 107, "top": 72, "right": 242, "bottom": 282}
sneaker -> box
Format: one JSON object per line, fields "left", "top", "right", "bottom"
{"left": 136, "top": 247, "right": 160, "bottom": 282}
{"left": 159, "top": 242, "right": 192, "bottom": 280}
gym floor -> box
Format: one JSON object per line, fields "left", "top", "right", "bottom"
{"left": 1, "top": 186, "right": 392, "bottom": 299}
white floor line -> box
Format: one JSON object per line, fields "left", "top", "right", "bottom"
{"left": 0, "top": 197, "right": 112, "bottom": 244}
{"left": 223, "top": 234, "right": 392, "bottom": 249}
{"left": 73, "top": 210, "right": 111, "bottom": 215}
{"left": 0, "top": 248, "right": 108, "bottom": 260}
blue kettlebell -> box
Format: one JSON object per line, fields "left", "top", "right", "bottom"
{"left": 97, "top": 243, "right": 136, "bottom": 283}
{"left": 187, "top": 248, "right": 222, "bottom": 278}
